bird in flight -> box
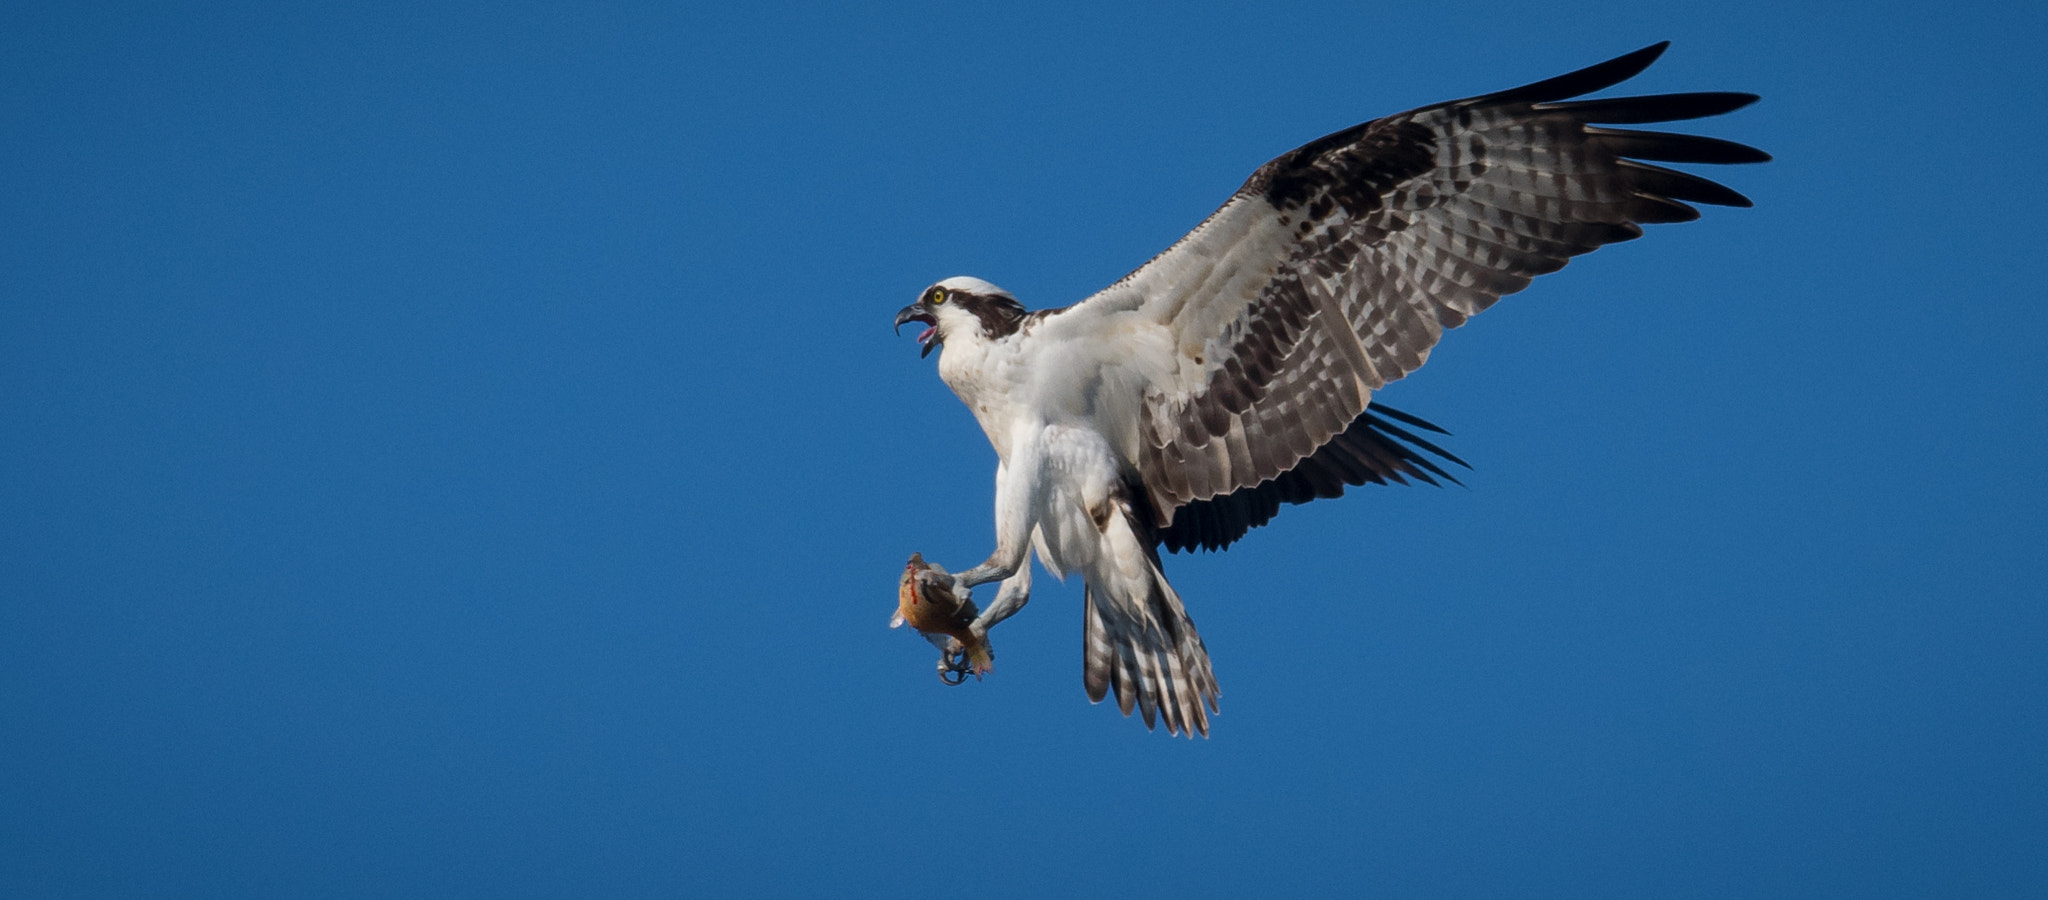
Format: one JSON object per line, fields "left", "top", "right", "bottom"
{"left": 892, "top": 42, "right": 1765, "bottom": 737}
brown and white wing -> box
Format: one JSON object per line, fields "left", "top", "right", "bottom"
{"left": 1042, "top": 42, "right": 1766, "bottom": 541}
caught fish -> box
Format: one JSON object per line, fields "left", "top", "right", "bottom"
{"left": 893, "top": 552, "right": 993, "bottom": 682}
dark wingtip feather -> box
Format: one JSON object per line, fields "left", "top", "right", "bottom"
{"left": 1590, "top": 128, "right": 1773, "bottom": 165}
{"left": 1365, "top": 403, "right": 1472, "bottom": 471}
{"left": 1619, "top": 159, "right": 1755, "bottom": 207}
{"left": 1631, "top": 197, "right": 1705, "bottom": 224}
{"left": 1480, "top": 42, "right": 1670, "bottom": 106}
{"left": 1362, "top": 417, "right": 1470, "bottom": 485}
{"left": 1364, "top": 401, "right": 1450, "bottom": 434}
{"left": 1552, "top": 91, "right": 1760, "bottom": 124}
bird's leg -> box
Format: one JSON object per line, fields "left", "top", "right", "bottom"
{"left": 950, "top": 446, "right": 1044, "bottom": 601}
{"left": 969, "top": 564, "right": 1032, "bottom": 642}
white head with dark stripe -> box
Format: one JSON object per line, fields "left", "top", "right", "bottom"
{"left": 893, "top": 276, "right": 1027, "bottom": 359}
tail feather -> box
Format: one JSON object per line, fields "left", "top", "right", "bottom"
{"left": 1134, "top": 649, "right": 1161, "bottom": 729}
{"left": 1080, "top": 524, "right": 1221, "bottom": 738}
{"left": 1082, "top": 598, "right": 1117, "bottom": 703}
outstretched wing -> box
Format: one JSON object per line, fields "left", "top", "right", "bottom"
{"left": 1038, "top": 42, "right": 1766, "bottom": 532}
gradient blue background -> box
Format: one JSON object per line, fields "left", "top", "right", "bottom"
{"left": 5, "top": 2, "right": 2043, "bottom": 896}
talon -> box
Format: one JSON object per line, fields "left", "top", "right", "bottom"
{"left": 937, "top": 647, "right": 973, "bottom": 686}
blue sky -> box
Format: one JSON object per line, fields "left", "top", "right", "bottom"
{"left": 4, "top": 1, "right": 2044, "bottom": 896}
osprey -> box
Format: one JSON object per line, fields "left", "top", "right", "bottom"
{"left": 893, "top": 43, "right": 1764, "bottom": 737}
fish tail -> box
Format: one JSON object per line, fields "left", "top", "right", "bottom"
{"left": 964, "top": 637, "right": 994, "bottom": 676}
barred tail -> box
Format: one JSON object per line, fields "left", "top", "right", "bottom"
{"left": 1081, "top": 510, "right": 1220, "bottom": 737}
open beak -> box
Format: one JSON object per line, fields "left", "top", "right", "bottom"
{"left": 894, "top": 304, "right": 939, "bottom": 358}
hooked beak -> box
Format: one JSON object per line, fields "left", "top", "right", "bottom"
{"left": 894, "top": 304, "right": 939, "bottom": 358}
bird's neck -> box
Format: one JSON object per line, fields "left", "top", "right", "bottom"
{"left": 937, "top": 330, "right": 1032, "bottom": 463}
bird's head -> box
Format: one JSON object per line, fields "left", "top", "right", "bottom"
{"left": 894, "top": 276, "right": 1026, "bottom": 359}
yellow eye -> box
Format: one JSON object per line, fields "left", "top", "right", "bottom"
{"left": 930, "top": 288, "right": 947, "bottom": 305}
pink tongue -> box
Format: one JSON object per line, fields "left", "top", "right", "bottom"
{"left": 918, "top": 325, "right": 936, "bottom": 344}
